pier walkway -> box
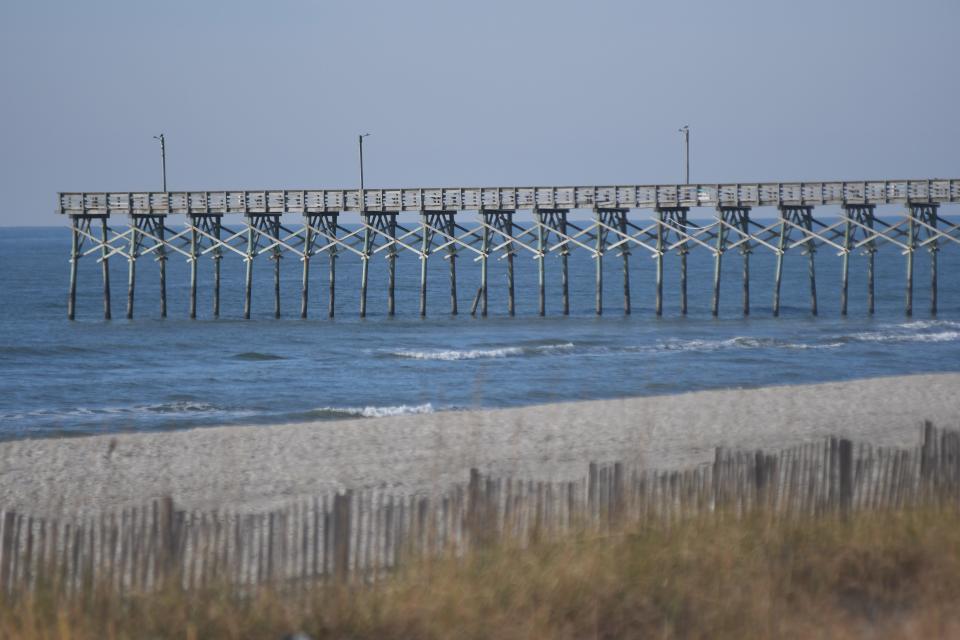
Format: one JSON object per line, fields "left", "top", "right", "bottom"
{"left": 59, "top": 179, "right": 960, "bottom": 319}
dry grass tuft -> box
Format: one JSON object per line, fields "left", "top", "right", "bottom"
{"left": 3, "top": 509, "right": 960, "bottom": 639}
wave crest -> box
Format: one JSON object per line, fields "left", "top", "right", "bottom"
{"left": 388, "top": 343, "right": 574, "bottom": 361}
{"left": 308, "top": 403, "right": 436, "bottom": 418}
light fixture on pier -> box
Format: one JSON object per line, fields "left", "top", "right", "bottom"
{"left": 678, "top": 125, "right": 689, "bottom": 185}
{"left": 358, "top": 133, "right": 371, "bottom": 196}
{"left": 152, "top": 133, "right": 167, "bottom": 192}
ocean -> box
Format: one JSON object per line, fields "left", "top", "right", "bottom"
{"left": 1, "top": 223, "right": 958, "bottom": 440}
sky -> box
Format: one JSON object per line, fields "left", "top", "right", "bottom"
{"left": 0, "top": 0, "right": 957, "bottom": 226}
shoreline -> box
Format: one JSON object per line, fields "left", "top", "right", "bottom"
{"left": 2, "top": 372, "right": 958, "bottom": 516}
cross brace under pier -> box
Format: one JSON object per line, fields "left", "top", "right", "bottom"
{"left": 65, "top": 203, "right": 960, "bottom": 320}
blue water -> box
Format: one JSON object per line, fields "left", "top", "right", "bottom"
{"left": 1, "top": 222, "right": 959, "bottom": 440}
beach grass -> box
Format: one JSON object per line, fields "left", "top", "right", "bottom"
{"left": 2, "top": 507, "right": 959, "bottom": 639}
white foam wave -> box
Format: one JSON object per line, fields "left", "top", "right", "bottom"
{"left": 0, "top": 401, "right": 252, "bottom": 423}
{"left": 389, "top": 343, "right": 575, "bottom": 361}
{"left": 313, "top": 403, "right": 436, "bottom": 418}
{"left": 885, "top": 320, "right": 960, "bottom": 331}
{"left": 392, "top": 347, "right": 523, "bottom": 361}
{"left": 656, "top": 336, "right": 842, "bottom": 353}
{"left": 850, "top": 330, "right": 960, "bottom": 344}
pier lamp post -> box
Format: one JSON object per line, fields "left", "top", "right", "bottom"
{"left": 358, "top": 133, "right": 370, "bottom": 207}
{"left": 153, "top": 134, "right": 167, "bottom": 192}
{"left": 678, "top": 125, "right": 689, "bottom": 184}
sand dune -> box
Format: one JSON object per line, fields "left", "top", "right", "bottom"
{"left": 1, "top": 373, "right": 958, "bottom": 516}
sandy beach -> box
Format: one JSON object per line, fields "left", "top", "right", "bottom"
{"left": 1, "top": 373, "right": 958, "bottom": 516}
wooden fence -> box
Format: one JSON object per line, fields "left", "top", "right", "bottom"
{"left": 1, "top": 423, "right": 958, "bottom": 596}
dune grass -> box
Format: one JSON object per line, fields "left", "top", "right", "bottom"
{"left": 2, "top": 508, "right": 960, "bottom": 639}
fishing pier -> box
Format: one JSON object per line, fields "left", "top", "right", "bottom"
{"left": 59, "top": 179, "right": 960, "bottom": 320}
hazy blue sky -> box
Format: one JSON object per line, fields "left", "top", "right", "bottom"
{"left": 1, "top": 0, "right": 957, "bottom": 225}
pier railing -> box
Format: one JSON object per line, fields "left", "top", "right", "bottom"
{"left": 1, "top": 424, "right": 958, "bottom": 595}
{"left": 57, "top": 180, "right": 960, "bottom": 215}
{"left": 59, "top": 178, "right": 960, "bottom": 319}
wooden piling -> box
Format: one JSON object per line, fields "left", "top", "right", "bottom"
{"left": 655, "top": 211, "right": 664, "bottom": 317}
{"left": 741, "top": 247, "right": 750, "bottom": 316}
{"left": 807, "top": 242, "right": 818, "bottom": 316}
{"left": 301, "top": 220, "right": 312, "bottom": 319}
{"left": 447, "top": 215, "right": 458, "bottom": 315}
{"left": 906, "top": 212, "right": 915, "bottom": 316}
{"left": 773, "top": 212, "right": 787, "bottom": 317}
{"left": 68, "top": 219, "right": 79, "bottom": 320}
{"left": 212, "top": 219, "right": 221, "bottom": 319}
{"left": 360, "top": 219, "right": 371, "bottom": 318}
{"left": 712, "top": 214, "right": 725, "bottom": 317}
{"left": 623, "top": 248, "right": 631, "bottom": 315}
{"left": 931, "top": 241, "right": 938, "bottom": 316}
{"left": 328, "top": 221, "right": 337, "bottom": 318}
{"left": 480, "top": 222, "right": 489, "bottom": 317}
{"left": 243, "top": 222, "right": 254, "bottom": 320}
{"left": 189, "top": 220, "right": 198, "bottom": 319}
{"left": 928, "top": 207, "right": 938, "bottom": 315}
{"left": 594, "top": 209, "right": 604, "bottom": 316}
{"left": 620, "top": 213, "right": 631, "bottom": 315}
{"left": 739, "top": 211, "right": 750, "bottom": 316}
{"left": 158, "top": 221, "right": 167, "bottom": 319}
{"left": 419, "top": 214, "right": 430, "bottom": 317}
{"left": 561, "top": 248, "right": 569, "bottom": 316}
{"left": 387, "top": 216, "right": 397, "bottom": 316}
{"left": 506, "top": 236, "right": 515, "bottom": 317}
{"left": 100, "top": 218, "right": 111, "bottom": 320}
{"left": 841, "top": 211, "right": 852, "bottom": 315}
{"left": 272, "top": 219, "right": 281, "bottom": 319}
{"left": 536, "top": 212, "right": 546, "bottom": 316}
{"left": 126, "top": 222, "right": 137, "bottom": 320}
{"left": 388, "top": 247, "right": 397, "bottom": 316}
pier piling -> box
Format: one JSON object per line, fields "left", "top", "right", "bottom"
{"left": 841, "top": 209, "right": 853, "bottom": 315}
{"left": 594, "top": 209, "right": 605, "bottom": 315}
{"left": 301, "top": 221, "right": 312, "bottom": 319}
{"left": 535, "top": 209, "right": 546, "bottom": 316}
{"left": 773, "top": 213, "right": 787, "bottom": 317}
{"left": 212, "top": 218, "right": 222, "bottom": 318}
{"left": 446, "top": 215, "right": 458, "bottom": 315}
{"left": 655, "top": 210, "right": 664, "bottom": 317}
{"left": 157, "top": 221, "right": 167, "bottom": 318}
{"left": 386, "top": 215, "right": 397, "bottom": 316}
{"left": 712, "top": 214, "right": 725, "bottom": 317}
{"left": 188, "top": 219, "right": 198, "bottom": 319}
{"left": 100, "top": 217, "right": 111, "bottom": 320}
{"left": 419, "top": 214, "right": 430, "bottom": 317}
{"left": 359, "top": 218, "right": 371, "bottom": 318}
{"left": 243, "top": 220, "right": 254, "bottom": 320}
{"left": 126, "top": 221, "right": 138, "bottom": 319}
{"left": 67, "top": 217, "right": 79, "bottom": 320}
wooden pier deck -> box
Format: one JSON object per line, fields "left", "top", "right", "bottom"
{"left": 59, "top": 179, "right": 960, "bottom": 319}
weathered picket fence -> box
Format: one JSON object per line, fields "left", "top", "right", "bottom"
{"left": 1, "top": 423, "right": 958, "bottom": 596}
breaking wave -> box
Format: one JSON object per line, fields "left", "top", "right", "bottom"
{"left": 388, "top": 343, "right": 575, "bottom": 361}
{"left": 305, "top": 403, "right": 437, "bottom": 419}
{"left": 0, "top": 401, "right": 256, "bottom": 423}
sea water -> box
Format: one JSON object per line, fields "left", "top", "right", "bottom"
{"left": 1, "top": 222, "right": 958, "bottom": 439}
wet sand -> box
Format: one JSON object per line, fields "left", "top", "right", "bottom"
{"left": 1, "top": 373, "right": 958, "bottom": 516}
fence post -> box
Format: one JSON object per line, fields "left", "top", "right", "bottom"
{"left": 0, "top": 511, "right": 14, "bottom": 595}
{"left": 611, "top": 462, "right": 625, "bottom": 527}
{"left": 157, "top": 496, "right": 179, "bottom": 586}
{"left": 467, "top": 468, "right": 493, "bottom": 548}
{"left": 333, "top": 491, "right": 352, "bottom": 583}
{"left": 839, "top": 439, "right": 853, "bottom": 516}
